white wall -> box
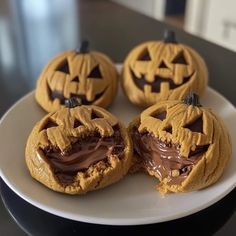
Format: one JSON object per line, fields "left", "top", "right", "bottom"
{"left": 185, "top": 0, "right": 236, "bottom": 52}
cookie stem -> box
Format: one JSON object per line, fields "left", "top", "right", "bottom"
{"left": 163, "top": 29, "right": 177, "bottom": 44}
{"left": 75, "top": 40, "right": 89, "bottom": 54}
{"left": 64, "top": 97, "right": 81, "bottom": 108}
{"left": 184, "top": 93, "right": 202, "bottom": 107}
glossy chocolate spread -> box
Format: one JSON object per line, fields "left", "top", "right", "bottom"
{"left": 37, "top": 129, "right": 124, "bottom": 185}
{"left": 132, "top": 128, "right": 208, "bottom": 185}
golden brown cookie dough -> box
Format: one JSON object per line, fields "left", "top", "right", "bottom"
{"left": 35, "top": 41, "right": 118, "bottom": 112}
{"left": 122, "top": 30, "right": 208, "bottom": 107}
{"left": 128, "top": 93, "right": 231, "bottom": 195}
{"left": 25, "top": 101, "right": 132, "bottom": 194}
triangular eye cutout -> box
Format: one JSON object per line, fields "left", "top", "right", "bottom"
{"left": 151, "top": 111, "right": 166, "bottom": 121}
{"left": 158, "top": 61, "right": 168, "bottom": 68}
{"left": 87, "top": 65, "right": 102, "bottom": 79}
{"left": 74, "top": 119, "right": 82, "bottom": 128}
{"left": 172, "top": 51, "right": 188, "bottom": 65}
{"left": 43, "top": 119, "right": 58, "bottom": 130}
{"left": 72, "top": 76, "right": 80, "bottom": 82}
{"left": 184, "top": 116, "right": 203, "bottom": 133}
{"left": 138, "top": 48, "right": 151, "bottom": 61}
{"left": 56, "top": 59, "right": 70, "bottom": 73}
{"left": 164, "top": 126, "right": 172, "bottom": 134}
{"left": 91, "top": 111, "right": 100, "bottom": 119}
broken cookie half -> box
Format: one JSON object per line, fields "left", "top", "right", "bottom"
{"left": 129, "top": 93, "right": 231, "bottom": 194}
{"left": 25, "top": 98, "right": 132, "bottom": 194}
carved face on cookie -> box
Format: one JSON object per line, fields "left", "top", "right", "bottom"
{"left": 25, "top": 102, "right": 132, "bottom": 194}
{"left": 130, "top": 93, "right": 231, "bottom": 194}
{"left": 35, "top": 41, "right": 118, "bottom": 112}
{"left": 122, "top": 30, "right": 208, "bottom": 107}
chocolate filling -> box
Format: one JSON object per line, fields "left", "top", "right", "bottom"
{"left": 37, "top": 129, "right": 124, "bottom": 185}
{"left": 132, "top": 128, "right": 208, "bottom": 185}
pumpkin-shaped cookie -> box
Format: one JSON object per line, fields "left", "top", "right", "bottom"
{"left": 129, "top": 93, "right": 231, "bottom": 194}
{"left": 122, "top": 30, "right": 208, "bottom": 107}
{"left": 35, "top": 41, "right": 118, "bottom": 112}
{"left": 25, "top": 99, "right": 132, "bottom": 194}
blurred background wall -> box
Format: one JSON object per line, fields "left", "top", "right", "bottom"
{"left": 0, "top": 0, "right": 79, "bottom": 84}
{"left": 112, "top": 0, "right": 236, "bottom": 52}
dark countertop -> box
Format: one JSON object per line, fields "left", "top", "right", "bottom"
{"left": 0, "top": 0, "right": 236, "bottom": 235}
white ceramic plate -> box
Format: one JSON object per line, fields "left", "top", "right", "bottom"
{"left": 0, "top": 66, "right": 236, "bottom": 225}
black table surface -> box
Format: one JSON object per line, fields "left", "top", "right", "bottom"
{"left": 0, "top": 0, "right": 236, "bottom": 235}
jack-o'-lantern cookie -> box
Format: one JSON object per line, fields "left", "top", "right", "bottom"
{"left": 129, "top": 93, "right": 231, "bottom": 194}
{"left": 122, "top": 30, "right": 208, "bottom": 107}
{"left": 35, "top": 41, "right": 118, "bottom": 112}
{"left": 25, "top": 98, "right": 132, "bottom": 194}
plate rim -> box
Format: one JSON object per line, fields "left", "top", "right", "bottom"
{"left": 0, "top": 87, "right": 236, "bottom": 225}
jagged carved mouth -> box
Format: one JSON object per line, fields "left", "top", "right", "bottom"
{"left": 47, "top": 82, "right": 107, "bottom": 105}
{"left": 130, "top": 68, "right": 193, "bottom": 93}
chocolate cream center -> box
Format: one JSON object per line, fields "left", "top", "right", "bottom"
{"left": 132, "top": 128, "right": 208, "bottom": 185}
{"left": 37, "top": 129, "right": 124, "bottom": 185}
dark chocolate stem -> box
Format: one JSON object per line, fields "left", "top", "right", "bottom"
{"left": 64, "top": 97, "right": 81, "bottom": 108}
{"left": 163, "top": 29, "right": 177, "bottom": 44}
{"left": 75, "top": 40, "right": 89, "bottom": 54}
{"left": 184, "top": 93, "right": 202, "bottom": 107}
